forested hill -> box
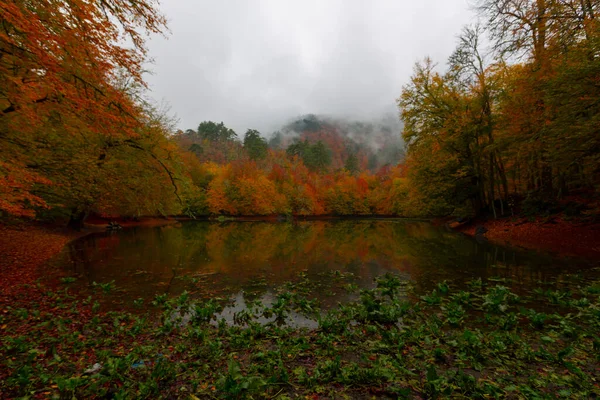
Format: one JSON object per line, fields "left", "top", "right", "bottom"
{"left": 268, "top": 114, "right": 405, "bottom": 171}
{"left": 176, "top": 114, "right": 405, "bottom": 173}
{"left": 170, "top": 115, "right": 409, "bottom": 217}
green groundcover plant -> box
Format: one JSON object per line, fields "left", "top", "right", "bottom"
{"left": 1, "top": 272, "right": 600, "bottom": 399}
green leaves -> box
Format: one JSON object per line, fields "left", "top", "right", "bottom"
{"left": 243, "top": 130, "right": 268, "bottom": 161}
{"left": 217, "top": 360, "right": 266, "bottom": 397}
{"left": 286, "top": 139, "right": 332, "bottom": 173}
{"left": 196, "top": 121, "right": 238, "bottom": 143}
{"left": 3, "top": 273, "right": 600, "bottom": 399}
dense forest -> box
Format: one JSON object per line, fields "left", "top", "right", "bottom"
{"left": 172, "top": 115, "right": 407, "bottom": 217}
{"left": 1, "top": 0, "right": 598, "bottom": 224}
{"left": 400, "top": 1, "right": 600, "bottom": 218}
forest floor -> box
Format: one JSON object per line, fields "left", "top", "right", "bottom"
{"left": 0, "top": 223, "right": 85, "bottom": 298}
{"left": 0, "top": 217, "right": 182, "bottom": 292}
{"left": 449, "top": 215, "right": 600, "bottom": 259}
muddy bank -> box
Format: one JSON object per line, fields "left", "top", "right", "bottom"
{"left": 450, "top": 216, "right": 600, "bottom": 259}
{"left": 0, "top": 224, "right": 87, "bottom": 299}
{"left": 83, "top": 215, "right": 186, "bottom": 229}
{"left": 0, "top": 217, "right": 184, "bottom": 297}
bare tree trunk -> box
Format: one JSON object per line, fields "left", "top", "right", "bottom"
{"left": 490, "top": 154, "right": 497, "bottom": 218}
{"left": 515, "top": 160, "right": 520, "bottom": 194}
{"left": 495, "top": 153, "right": 510, "bottom": 201}
{"left": 68, "top": 209, "right": 89, "bottom": 231}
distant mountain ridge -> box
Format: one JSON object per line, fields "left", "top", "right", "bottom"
{"left": 268, "top": 113, "right": 405, "bottom": 171}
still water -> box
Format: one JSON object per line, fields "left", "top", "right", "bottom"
{"left": 51, "top": 220, "right": 597, "bottom": 321}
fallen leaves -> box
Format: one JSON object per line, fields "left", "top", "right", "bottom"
{"left": 456, "top": 216, "right": 600, "bottom": 259}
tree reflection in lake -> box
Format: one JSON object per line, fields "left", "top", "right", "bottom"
{"left": 54, "top": 220, "right": 596, "bottom": 314}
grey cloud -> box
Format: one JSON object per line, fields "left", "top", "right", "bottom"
{"left": 145, "top": 0, "right": 475, "bottom": 135}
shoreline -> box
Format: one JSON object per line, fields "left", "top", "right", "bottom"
{"left": 448, "top": 216, "right": 600, "bottom": 260}
{"left": 83, "top": 215, "right": 186, "bottom": 229}
{"left": 0, "top": 224, "right": 87, "bottom": 293}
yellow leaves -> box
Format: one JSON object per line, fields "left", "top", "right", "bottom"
{"left": 207, "top": 179, "right": 235, "bottom": 215}
{"left": 195, "top": 155, "right": 427, "bottom": 217}
{"left": 206, "top": 164, "right": 288, "bottom": 215}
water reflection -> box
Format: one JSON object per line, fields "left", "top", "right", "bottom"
{"left": 53, "top": 220, "right": 595, "bottom": 312}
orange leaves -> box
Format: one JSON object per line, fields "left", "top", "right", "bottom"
{"left": 0, "top": 0, "right": 169, "bottom": 218}
{"left": 237, "top": 176, "right": 286, "bottom": 215}
{"left": 356, "top": 177, "right": 369, "bottom": 195}
{"left": 0, "top": 161, "right": 51, "bottom": 217}
{"left": 190, "top": 154, "right": 414, "bottom": 217}
{"left": 268, "top": 164, "right": 286, "bottom": 182}
{"left": 207, "top": 179, "right": 235, "bottom": 215}
{"left": 0, "top": 0, "right": 159, "bottom": 134}
{"left": 205, "top": 161, "right": 287, "bottom": 215}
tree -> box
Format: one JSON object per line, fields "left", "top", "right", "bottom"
{"left": 0, "top": 0, "right": 165, "bottom": 130}
{"left": 344, "top": 153, "right": 360, "bottom": 175}
{"left": 243, "top": 129, "right": 268, "bottom": 160}
{"left": 448, "top": 24, "right": 509, "bottom": 217}
{"left": 286, "top": 114, "right": 324, "bottom": 132}
{"left": 0, "top": 0, "right": 168, "bottom": 218}
{"left": 395, "top": 2, "right": 600, "bottom": 218}
{"left": 197, "top": 121, "right": 237, "bottom": 142}
{"left": 399, "top": 26, "right": 504, "bottom": 218}
{"left": 475, "top": 0, "right": 600, "bottom": 195}
{"left": 286, "top": 139, "right": 332, "bottom": 172}
{"left": 476, "top": 0, "right": 553, "bottom": 63}
{"left": 307, "top": 141, "right": 332, "bottom": 172}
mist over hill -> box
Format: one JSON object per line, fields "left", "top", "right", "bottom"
{"left": 268, "top": 113, "right": 405, "bottom": 171}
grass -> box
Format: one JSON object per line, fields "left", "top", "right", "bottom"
{"left": 1, "top": 273, "right": 600, "bottom": 399}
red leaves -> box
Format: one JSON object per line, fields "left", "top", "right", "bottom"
{"left": 0, "top": 225, "right": 85, "bottom": 298}
{"left": 456, "top": 216, "right": 600, "bottom": 259}
{"left": 0, "top": 161, "right": 52, "bottom": 217}
{"left": 0, "top": 0, "right": 168, "bottom": 217}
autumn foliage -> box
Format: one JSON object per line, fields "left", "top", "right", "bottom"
{"left": 2, "top": 0, "right": 598, "bottom": 222}
{"left": 178, "top": 146, "right": 408, "bottom": 217}
{"left": 398, "top": 1, "right": 600, "bottom": 218}
{"left": 0, "top": 0, "right": 183, "bottom": 220}
{"left": 0, "top": 0, "right": 415, "bottom": 221}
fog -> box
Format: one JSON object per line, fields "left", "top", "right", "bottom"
{"left": 145, "top": 0, "right": 475, "bottom": 134}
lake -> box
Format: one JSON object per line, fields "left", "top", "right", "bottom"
{"left": 51, "top": 219, "right": 597, "bottom": 324}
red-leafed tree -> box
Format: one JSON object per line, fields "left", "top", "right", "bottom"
{"left": 1, "top": 0, "right": 169, "bottom": 218}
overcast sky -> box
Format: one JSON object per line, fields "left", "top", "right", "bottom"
{"left": 145, "top": 0, "right": 475, "bottom": 134}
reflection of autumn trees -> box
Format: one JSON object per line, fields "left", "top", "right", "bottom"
{"left": 60, "top": 221, "right": 579, "bottom": 305}
{"left": 197, "top": 221, "right": 466, "bottom": 274}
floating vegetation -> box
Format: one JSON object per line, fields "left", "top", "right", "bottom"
{"left": 1, "top": 274, "right": 600, "bottom": 398}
